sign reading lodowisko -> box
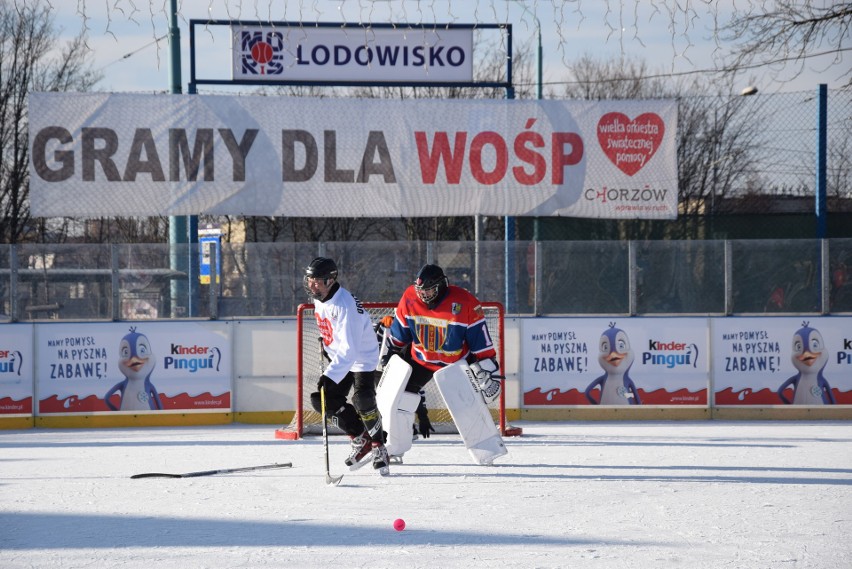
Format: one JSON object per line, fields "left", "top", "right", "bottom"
{"left": 232, "top": 25, "right": 474, "bottom": 83}
{"left": 28, "top": 92, "right": 678, "bottom": 219}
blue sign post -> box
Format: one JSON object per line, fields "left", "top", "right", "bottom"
{"left": 199, "top": 225, "right": 221, "bottom": 285}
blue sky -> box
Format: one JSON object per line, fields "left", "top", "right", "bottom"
{"left": 51, "top": 1, "right": 846, "bottom": 95}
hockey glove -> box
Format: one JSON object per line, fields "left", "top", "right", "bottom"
{"left": 415, "top": 394, "right": 435, "bottom": 438}
{"left": 380, "top": 343, "right": 406, "bottom": 368}
{"left": 470, "top": 358, "right": 503, "bottom": 404}
{"left": 316, "top": 375, "right": 333, "bottom": 392}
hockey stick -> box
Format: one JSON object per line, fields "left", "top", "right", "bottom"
{"left": 131, "top": 462, "right": 293, "bottom": 479}
{"left": 320, "top": 384, "right": 343, "bottom": 486}
{"left": 318, "top": 337, "right": 343, "bottom": 486}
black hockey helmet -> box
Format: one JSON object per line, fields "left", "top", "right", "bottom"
{"left": 414, "top": 264, "right": 448, "bottom": 306}
{"left": 304, "top": 257, "right": 338, "bottom": 298}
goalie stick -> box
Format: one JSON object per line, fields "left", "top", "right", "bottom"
{"left": 318, "top": 338, "right": 344, "bottom": 486}
{"left": 131, "top": 462, "right": 292, "bottom": 479}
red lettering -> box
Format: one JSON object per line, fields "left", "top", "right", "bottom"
{"left": 469, "top": 131, "right": 507, "bottom": 185}
{"left": 513, "top": 130, "right": 546, "bottom": 185}
{"left": 415, "top": 131, "right": 466, "bottom": 184}
{"left": 551, "top": 132, "right": 583, "bottom": 184}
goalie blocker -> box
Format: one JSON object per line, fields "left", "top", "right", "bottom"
{"left": 377, "top": 355, "right": 507, "bottom": 466}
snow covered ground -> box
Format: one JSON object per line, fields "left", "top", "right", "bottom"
{"left": 2, "top": 421, "right": 850, "bottom": 568}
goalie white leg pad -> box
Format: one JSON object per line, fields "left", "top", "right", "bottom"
{"left": 376, "top": 355, "right": 417, "bottom": 458}
{"left": 432, "top": 361, "right": 508, "bottom": 466}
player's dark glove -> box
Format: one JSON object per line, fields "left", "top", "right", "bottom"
{"left": 310, "top": 375, "right": 335, "bottom": 415}
{"left": 380, "top": 343, "right": 406, "bottom": 368}
{"left": 416, "top": 393, "right": 435, "bottom": 438}
{"left": 317, "top": 375, "right": 333, "bottom": 392}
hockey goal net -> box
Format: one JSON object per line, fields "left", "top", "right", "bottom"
{"left": 276, "top": 301, "right": 507, "bottom": 439}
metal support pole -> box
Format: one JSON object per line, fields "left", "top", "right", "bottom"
{"left": 167, "top": 0, "right": 186, "bottom": 318}
{"left": 533, "top": 241, "right": 542, "bottom": 316}
{"left": 724, "top": 240, "right": 733, "bottom": 315}
{"left": 504, "top": 84, "right": 515, "bottom": 313}
{"left": 504, "top": 23, "right": 515, "bottom": 314}
{"left": 628, "top": 241, "right": 637, "bottom": 316}
{"left": 208, "top": 241, "right": 218, "bottom": 320}
{"left": 9, "top": 245, "right": 18, "bottom": 322}
{"left": 820, "top": 239, "right": 830, "bottom": 315}
{"left": 111, "top": 245, "right": 120, "bottom": 321}
{"left": 816, "top": 84, "right": 828, "bottom": 239}
{"left": 532, "top": 13, "right": 542, "bottom": 242}
{"left": 474, "top": 215, "right": 482, "bottom": 296}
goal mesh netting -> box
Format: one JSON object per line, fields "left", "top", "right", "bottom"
{"left": 276, "top": 301, "right": 506, "bottom": 439}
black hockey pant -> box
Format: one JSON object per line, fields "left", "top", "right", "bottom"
{"left": 310, "top": 371, "right": 383, "bottom": 441}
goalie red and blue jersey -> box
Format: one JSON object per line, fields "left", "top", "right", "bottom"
{"left": 387, "top": 285, "right": 496, "bottom": 372}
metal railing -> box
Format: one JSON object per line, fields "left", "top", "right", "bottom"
{"left": 2, "top": 238, "right": 850, "bottom": 321}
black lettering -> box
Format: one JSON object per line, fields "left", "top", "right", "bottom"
{"left": 282, "top": 130, "right": 318, "bottom": 182}
{"left": 219, "top": 128, "right": 258, "bottom": 182}
{"left": 123, "top": 128, "right": 165, "bottom": 181}
{"left": 33, "top": 127, "right": 74, "bottom": 181}
{"left": 357, "top": 131, "right": 396, "bottom": 183}
{"left": 170, "top": 129, "right": 214, "bottom": 181}
{"left": 324, "top": 130, "right": 354, "bottom": 183}
{"left": 82, "top": 127, "right": 121, "bottom": 181}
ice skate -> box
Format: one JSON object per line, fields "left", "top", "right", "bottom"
{"left": 344, "top": 433, "right": 371, "bottom": 470}
{"left": 372, "top": 442, "right": 390, "bottom": 476}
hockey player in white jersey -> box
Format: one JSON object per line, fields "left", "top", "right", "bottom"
{"left": 304, "top": 257, "right": 390, "bottom": 475}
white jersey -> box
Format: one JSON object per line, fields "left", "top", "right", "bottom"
{"left": 313, "top": 285, "right": 380, "bottom": 383}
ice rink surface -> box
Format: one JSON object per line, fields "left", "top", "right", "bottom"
{"left": 2, "top": 420, "right": 850, "bottom": 568}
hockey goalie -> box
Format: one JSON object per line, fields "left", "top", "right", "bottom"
{"left": 375, "top": 264, "right": 507, "bottom": 466}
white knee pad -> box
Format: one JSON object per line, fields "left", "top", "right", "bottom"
{"left": 432, "top": 360, "right": 508, "bottom": 466}
{"left": 376, "top": 355, "right": 417, "bottom": 458}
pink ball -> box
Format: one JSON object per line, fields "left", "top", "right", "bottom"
{"left": 393, "top": 518, "right": 406, "bottom": 531}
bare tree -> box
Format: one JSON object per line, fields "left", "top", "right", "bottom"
{"left": 720, "top": 2, "right": 852, "bottom": 88}
{"left": 560, "top": 55, "right": 672, "bottom": 100}
{"left": 0, "top": 1, "right": 100, "bottom": 244}
{"left": 827, "top": 136, "right": 851, "bottom": 201}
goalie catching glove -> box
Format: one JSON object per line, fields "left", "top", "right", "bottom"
{"left": 469, "top": 358, "right": 503, "bottom": 404}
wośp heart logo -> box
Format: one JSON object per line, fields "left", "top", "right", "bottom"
{"left": 597, "top": 113, "right": 665, "bottom": 176}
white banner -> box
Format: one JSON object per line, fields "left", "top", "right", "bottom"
{"left": 0, "top": 324, "right": 34, "bottom": 416}
{"left": 29, "top": 92, "right": 678, "bottom": 218}
{"left": 522, "top": 317, "right": 709, "bottom": 406}
{"left": 35, "top": 322, "right": 232, "bottom": 414}
{"left": 232, "top": 26, "right": 474, "bottom": 83}
{"left": 712, "top": 317, "right": 852, "bottom": 405}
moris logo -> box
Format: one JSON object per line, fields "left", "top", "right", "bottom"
{"left": 164, "top": 344, "right": 222, "bottom": 373}
{"left": 239, "top": 31, "right": 285, "bottom": 76}
{"left": 0, "top": 349, "right": 23, "bottom": 376}
{"left": 642, "top": 340, "right": 699, "bottom": 369}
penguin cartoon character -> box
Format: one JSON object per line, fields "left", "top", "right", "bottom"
{"left": 777, "top": 322, "right": 835, "bottom": 405}
{"left": 104, "top": 327, "right": 163, "bottom": 411}
{"left": 585, "top": 323, "right": 642, "bottom": 405}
